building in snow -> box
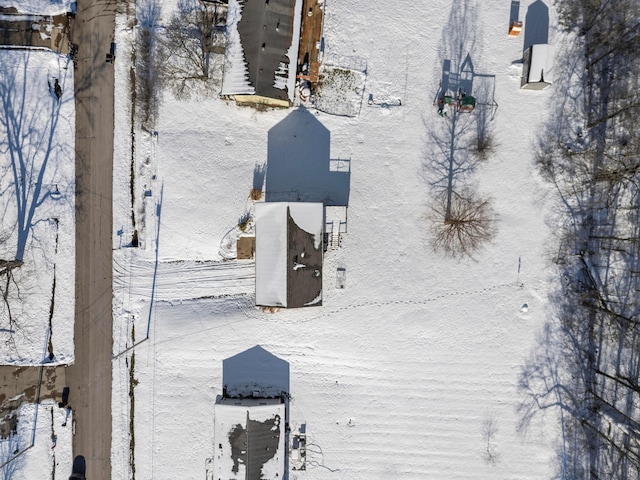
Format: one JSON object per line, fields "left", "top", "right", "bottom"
{"left": 214, "top": 346, "right": 290, "bottom": 480}
{"left": 214, "top": 402, "right": 285, "bottom": 480}
{"left": 521, "top": 44, "right": 553, "bottom": 90}
{"left": 255, "top": 202, "right": 323, "bottom": 308}
{"left": 221, "top": 0, "right": 303, "bottom": 107}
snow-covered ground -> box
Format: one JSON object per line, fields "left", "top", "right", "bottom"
{"left": 0, "top": 402, "right": 73, "bottom": 480}
{"left": 0, "top": 0, "right": 71, "bottom": 15}
{"left": 110, "top": 0, "right": 562, "bottom": 478}
{"left": 0, "top": 48, "right": 75, "bottom": 365}
{"left": 0, "top": 0, "right": 566, "bottom": 478}
{"left": 0, "top": 46, "right": 75, "bottom": 480}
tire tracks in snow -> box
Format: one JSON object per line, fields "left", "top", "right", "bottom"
{"left": 113, "top": 255, "right": 255, "bottom": 302}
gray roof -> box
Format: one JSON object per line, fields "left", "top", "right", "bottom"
{"left": 228, "top": 408, "right": 282, "bottom": 480}
{"left": 237, "top": 0, "right": 297, "bottom": 101}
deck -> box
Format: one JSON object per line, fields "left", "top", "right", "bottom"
{"left": 297, "top": 0, "right": 323, "bottom": 85}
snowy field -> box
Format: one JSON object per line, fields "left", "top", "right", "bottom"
{"left": 110, "top": 0, "right": 564, "bottom": 478}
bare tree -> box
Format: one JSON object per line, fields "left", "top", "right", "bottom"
{"left": 423, "top": 0, "right": 497, "bottom": 258}
{"left": 481, "top": 413, "right": 499, "bottom": 464}
{"left": 429, "top": 189, "right": 496, "bottom": 258}
{"left": 157, "top": 0, "right": 224, "bottom": 98}
{"left": 135, "top": 0, "right": 162, "bottom": 126}
{"left": 520, "top": 0, "right": 640, "bottom": 476}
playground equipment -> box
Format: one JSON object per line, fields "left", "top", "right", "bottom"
{"left": 435, "top": 91, "right": 477, "bottom": 115}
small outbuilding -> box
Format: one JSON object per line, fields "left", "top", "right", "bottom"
{"left": 521, "top": 44, "right": 553, "bottom": 90}
{"left": 255, "top": 202, "right": 323, "bottom": 308}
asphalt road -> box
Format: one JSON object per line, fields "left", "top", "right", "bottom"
{"left": 67, "top": 1, "right": 116, "bottom": 479}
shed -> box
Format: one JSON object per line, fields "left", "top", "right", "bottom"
{"left": 236, "top": 236, "right": 255, "bottom": 259}
{"left": 521, "top": 44, "right": 553, "bottom": 90}
{"left": 255, "top": 202, "right": 323, "bottom": 308}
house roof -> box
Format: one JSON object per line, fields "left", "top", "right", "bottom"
{"left": 522, "top": 44, "right": 553, "bottom": 89}
{"left": 214, "top": 402, "right": 285, "bottom": 480}
{"left": 255, "top": 202, "right": 323, "bottom": 308}
{"left": 221, "top": 0, "right": 302, "bottom": 102}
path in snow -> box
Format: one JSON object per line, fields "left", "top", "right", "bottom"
{"left": 113, "top": 254, "right": 255, "bottom": 301}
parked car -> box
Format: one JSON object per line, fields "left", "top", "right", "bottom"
{"left": 69, "top": 455, "right": 86, "bottom": 480}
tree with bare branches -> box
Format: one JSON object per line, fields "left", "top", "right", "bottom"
{"left": 519, "top": 0, "right": 640, "bottom": 476}
{"left": 157, "top": 0, "right": 225, "bottom": 98}
{"left": 429, "top": 189, "right": 496, "bottom": 258}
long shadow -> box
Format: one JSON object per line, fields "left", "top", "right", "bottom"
{"left": 265, "top": 107, "right": 350, "bottom": 206}
{"left": 145, "top": 182, "right": 162, "bottom": 339}
{"left": 523, "top": 0, "right": 549, "bottom": 51}
{"left": 0, "top": 50, "right": 69, "bottom": 263}
{"left": 253, "top": 163, "right": 266, "bottom": 191}
{"left": 423, "top": 0, "right": 498, "bottom": 257}
{"left": 509, "top": 0, "right": 520, "bottom": 23}
{"left": 222, "top": 345, "right": 290, "bottom": 398}
{"left": 427, "top": 0, "right": 483, "bottom": 205}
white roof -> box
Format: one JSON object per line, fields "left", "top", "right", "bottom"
{"left": 214, "top": 403, "right": 285, "bottom": 480}
{"left": 255, "top": 202, "right": 323, "bottom": 307}
{"left": 220, "top": 0, "right": 255, "bottom": 96}
{"left": 527, "top": 44, "right": 553, "bottom": 84}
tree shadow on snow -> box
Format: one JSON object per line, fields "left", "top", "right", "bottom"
{"left": 0, "top": 50, "right": 71, "bottom": 264}
{"left": 421, "top": 0, "right": 498, "bottom": 258}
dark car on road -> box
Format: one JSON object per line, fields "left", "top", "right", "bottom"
{"left": 69, "top": 455, "right": 86, "bottom": 480}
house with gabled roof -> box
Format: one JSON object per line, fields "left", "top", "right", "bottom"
{"left": 214, "top": 346, "right": 290, "bottom": 480}
{"left": 255, "top": 202, "right": 323, "bottom": 308}
{"left": 221, "top": 0, "right": 303, "bottom": 107}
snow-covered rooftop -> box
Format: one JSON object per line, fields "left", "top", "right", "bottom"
{"left": 221, "top": 0, "right": 302, "bottom": 102}
{"left": 522, "top": 43, "right": 553, "bottom": 89}
{"left": 213, "top": 402, "right": 285, "bottom": 480}
{"left": 255, "top": 202, "right": 323, "bottom": 308}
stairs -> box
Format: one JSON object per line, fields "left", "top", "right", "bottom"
{"left": 329, "top": 220, "right": 341, "bottom": 250}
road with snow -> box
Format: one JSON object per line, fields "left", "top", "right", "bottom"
{"left": 67, "top": 0, "right": 116, "bottom": 479}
